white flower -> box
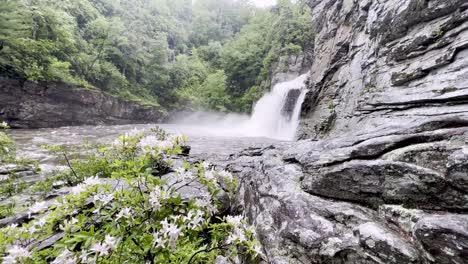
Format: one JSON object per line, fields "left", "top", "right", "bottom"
{"left": 252, "top": 242, "right": 263, "bottom": 257}
{"left": 34, "top": 217, "right": 47, "bottom": 228}
{"left": 152, "top": 232, "right": 167, "bottom": 249}
{"left": 204, "top": 169, "right": 216, "bottom": 181}
{"left": 156, "top": 140, "right": 173, "bottom": 150}
{"left": 1, "top": 255, "right": 15, "bottom": 264}
{"left": 53, "top": 180, "right": 66, "bottom": 187}
{"left": 1, "top": 121, "right": 8, "bottom": 127}
{"left": 115, "top": 207, "right": 133, "bottom": 221}
{"left": 0, "top": 175, "right": 9, "bottom": 181}
{"left": 29, "top": 225, "right": 38, "bottom": 235}
{"left": 83, "top": 176, "right": 101, "bottom": 186}
{"left": 163, "top": 223, "right": 184, "bottom": 250}
{"left": 195, "top": 195, "right": 217, "bottom": 215}
{"left": 90, "top": 242, "right": 110, "bottom": 256}
{"left": 149, "top": 187, "right": 163, "bottom": 211}
{"left": 174, "top": 167, "right": 186, "bottom": 175}
{"left": 60, "top": 217, "right": 78, "bottom": 231}
{"left": 175, "top": 167, "right": 194, "bottom": 181}
{"left": 70, "top": 184, "right": 87, "bottom": 195}
{"left": 93, "top": 193, "right": 114, "bottom": 206}
{"left": 226, "top": 215, "right": 243, "bottom": 228}
{"left": 138, "top": 135, "right": 159, "bottom": 149}
{"left": 7, "top": 223, "right": 18, "bottom": 229}
{"left": 168, "top": 133, "right": 184, "bottom": 144}
{"left": 3, "top": 245, "right": 31, "bottom": 263}
{"left": 200, "top": 161, "right": 211, "bottom": 169}
{"left": 218, "top": 170, "right": 233, "bottom": 181}
{"left": 184, "top": 210, "right": 204, "bottom": 229}
{"left": 52, "top": 249, "right": 76, "bottom": 264}
{"left": 30, "top": 201, "right": 48, "bottom": 214}
{"left": 104, "top": 235, "right": 118, "bottom": 249}
{"left": 79, "top": 250, "right": 89, "bottom": 263}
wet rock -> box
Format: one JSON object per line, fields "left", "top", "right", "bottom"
{"left": 225, "top": 123, "right": 468, "bottom": 263}
{"left": 414, "top": 214, "right": 468, "bottom": 263}
{"left": 356, "top": 222, "right": 419, "bottom": 263}
{"left": 0, "top": 79, "right": 166, "bottom": 129}
{"left": 281, "top": 89, "right": 302, "bottom": 120}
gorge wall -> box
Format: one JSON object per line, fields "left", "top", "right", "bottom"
{"left": 0, "top": 79, "right": 166, "bottom": 128}
{"left": 227, "top": 1, "right": 468, "bottom": 263}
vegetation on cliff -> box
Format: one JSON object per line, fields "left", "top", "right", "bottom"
{"left": 0, "top": 0, "right": 313, "bottom": 112}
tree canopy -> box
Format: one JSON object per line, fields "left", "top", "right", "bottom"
{"left": 0, "top": 0, "right": 313, "bottom": 112}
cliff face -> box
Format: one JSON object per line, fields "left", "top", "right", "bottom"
{"left": 301, "top": 0, "right": 468, "bottom": 138}
{"left": 0, "top": 79, "right": 166, "bottom": 128}
{"left": 227, "top": 1, "right": 468, "bottom": 263}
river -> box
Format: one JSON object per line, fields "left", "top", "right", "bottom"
{"left": 7, "top": 124, "right": 281, "bottom": 167}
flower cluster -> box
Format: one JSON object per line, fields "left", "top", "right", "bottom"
{"left": 0, "top": 128, "right": 261, "bottom": 263}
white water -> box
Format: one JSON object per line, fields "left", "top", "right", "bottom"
{"left": 244, "top": 73, "right": 308, "bottom": 140}
{"left": 171, "top": 73, "right": 309, "bottom": 141}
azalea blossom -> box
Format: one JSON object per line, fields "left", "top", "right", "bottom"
{"left": 175, "top": 167, "right": 194, "bottom": 181}
{"left": 185, "top": 210, "right": 204, "bottom": 229}
{"left": 152, "top": 232, "right": 167, "bottom": 249}
{"left": 115, "top": 207, "right": 133, "bottom": 221}
{"left": 138, "top": 135, "right": 159, "bottom": 149}
{"left": 3, "top": 245, "right": 31, "bottom": 263}
{"left": 70, "top": 183, "right": 87, "bottom": 195}
{"left": 30, "top": 201, "right": 48, "bottom": 214}
{"left": 252, "top": 242, "right": 263, "bottom": 257}
{"left": 163, "top": 223, "right": 184, "bottom": 250}
{"left": 51, "top": 249, "right": 76, "bottom": 264}
{"left": 83, "top": 176, "right": 101, "bottom": 186}
{"left": 200, "top": 161, "right": 211, "bottom": 169}
{"left": 218, "top": 170, "right": 233, "bottom": 181}
{"left": 226, "top": 215, "right": 243, "bottom": 227}
{"left": 93, "top": 193, "right": 114, "bottom": 206}
{"left": 204, "top": 169, "right": 216, "bottom": 181}
{"left": 195, "top": 195, "right": 217, "bottom": 215}
{"left": 60, "top": 217, "right": 78, "bottom": 231}
{"left": 104, "top": 235, "right": 119, "bottom": 249}
{"left": 90, "top": 241, "right": 110, "bottom": 256}
{"left": 174, "top": 167, "right": 186, "bottom": 175}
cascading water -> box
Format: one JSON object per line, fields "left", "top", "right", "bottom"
{"left": 243, "top": 73, "right": 309, "bottom": 140}
{"left": 167, "top": 73, "right": 309, "bottom": 141}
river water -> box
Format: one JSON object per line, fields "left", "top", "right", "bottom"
{"left": 7, "top": 124, "right": 280, "bottom": 166}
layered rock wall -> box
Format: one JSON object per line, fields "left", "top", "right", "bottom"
{"left": 301, "top": 0, "right": 468, "bottom": 139}
{"left": 228, "top": 1, "right": 468, "bottom": 263}
{"left": 0, "top": 79, "right": 166, "bottom": 128}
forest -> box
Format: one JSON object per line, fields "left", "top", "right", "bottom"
{"left": 0, "top": 0, "right": 313, "bottom": 112}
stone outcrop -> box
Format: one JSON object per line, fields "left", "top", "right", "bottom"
{"left": 0, "top": 78, "right": 166, "bottom": 128}
{"left": 226, "top": 121, "right": 468, "bottom": 263}
{"left": 300, "top": 0, "right": 468, "bottom": 139}
{"left": 225, "top": 0, "right": 468, "bottom": 263}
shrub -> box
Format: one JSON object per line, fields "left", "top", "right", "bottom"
{"left": 0, "top": 128, "right": 262, "bottom": 263}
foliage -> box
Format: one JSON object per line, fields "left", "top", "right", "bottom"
{"left": 0, "top": 128, "right": 262, "bottom": 263}
{"left": 0, "top": 122, "right": 15, "bottom": 163}
{"left": 0, "top": 0, "right": 313, "bottom": 113}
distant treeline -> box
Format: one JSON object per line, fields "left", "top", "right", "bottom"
{"left": 0, "top": 0, "right": 313, "bottom": 112}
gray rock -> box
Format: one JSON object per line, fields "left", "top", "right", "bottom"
{"left": 0, "top": 79, "right": 166, "bottom": 129}
{"left": 414, "top": 214, "right": 468, "bottom": 263}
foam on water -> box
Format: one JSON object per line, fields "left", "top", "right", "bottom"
{"left": 171, "top": 73, "right": 309, "bottom": 141}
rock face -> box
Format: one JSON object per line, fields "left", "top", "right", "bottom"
{"left": 270, "top": 51, "right": 313, "bottom": 86}
{"left": 300, "top": 0, "right": 468, "bottom": 139}
{"left": 225, "top": 0, "right": 468, "bottom": 263}
{"left": 0, "top": 79, "right": 166, "bottom": 128}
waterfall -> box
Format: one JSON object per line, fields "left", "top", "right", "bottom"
{"left": 168, "top": 73, "right": 309, "bottom": 141}
{"left": 243, "top": 73, "right": 309, "bottom": 140}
